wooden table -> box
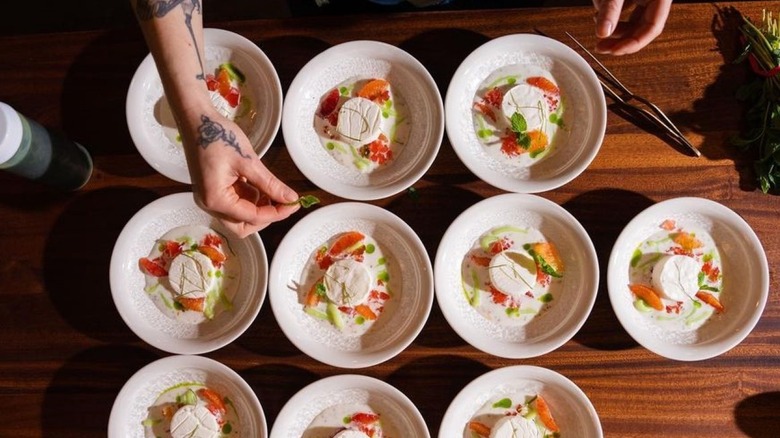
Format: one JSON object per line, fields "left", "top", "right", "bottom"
{"left": 0, "top": 2, "right": 778, "bottom": 437}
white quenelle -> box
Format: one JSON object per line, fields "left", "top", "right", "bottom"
{"left": 488, "top": 250, "right": 537, "bottom": 299}
{"left": 324, "top": 258, "right": 373, "bottom": 306}
{"left": 167, "top": 252, "right": 215, "bottom": 298}
{"left": 651, "top": 254, "right": 701, "bottom": 301}
{"left": 501, "top": 84, "right": 546, "bottom": 131}
{"left": 170, "top": 404, "right": 221, "bottom": 438}
{"left": 336, "top": 97, "right": 382, "bottom": 147}
{"left": 489, "top": 415, "right": 542, "bottom": 438}
{"left": 332, "top": 430, "right": 371, "bottom": 438}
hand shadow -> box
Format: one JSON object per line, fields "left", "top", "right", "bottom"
{"left": 672, "top": 5, "right": 760, "bottom": 192}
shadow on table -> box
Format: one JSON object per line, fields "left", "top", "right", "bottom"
{"left": 734, "top": 392, "right": 780, "bottom": 438}
{"left": 241, "top": 362, "right": 321, "bottom": 428}
{"left": 43, "top": 187, "right": 160, "bottom": 343}
{"left": 562, "top": 188, "right": 653, "bottom": 351}
{"left": 399, "top": 28, "right": 490, "bottom": 97}
{"left": 675, "top": 5, "right": 760, "bottom": 191}
{"left": 60, "top": 27, "right": 155, "bottom": 178}
{"left": 258, "top": 35, "right": 331, "bottom": 93}
{"left": 387, "top": 355, "right": 490, "bottom": 436}
{"left": 41, "top": 345, "right": 159, "bottom": 438}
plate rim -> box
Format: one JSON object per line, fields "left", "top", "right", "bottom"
{"left": 606, "top": 196, "right": 770, "bottom": 361}
{"left": 108, "top": 192, "right": 268, "bottom": 354}
{"left": 444, "top": 32, "right": 607, "bottom": 193}
{"left": 269, "top": 374, "right": 430, "bottom": 438}
{"left": 433, "top": 193, "right": 599, "bottom": 358}
{"left": 126, "top": 27, "right": 283, "bottom": 184}
{"left": 281, "top": 39, "right": 444, "bottom": 200}
{"left": 268, "top": 201, "right": 434, "bottom": 368}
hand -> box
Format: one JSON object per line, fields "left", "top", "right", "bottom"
{"left": 593, "top": 0, "right": 672, "bottom": 55}
{"left": 181, "top": 110, "right": 300, "bottom": 238}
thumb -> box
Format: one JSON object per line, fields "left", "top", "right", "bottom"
{"left": 594, "top": 0, "right": 625, "bottom": 38}
{"left": 240, "top": 158, "right": 299, "bottom": 205}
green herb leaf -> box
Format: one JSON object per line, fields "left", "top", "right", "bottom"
{"left": 492, "top": 398, "right": 513, "bottom": 409}
{"left": 284, "top": 195, "right": 321, "bottom": 208}
{"left": 510, "top": 112, "right": 527, "bottom": 133}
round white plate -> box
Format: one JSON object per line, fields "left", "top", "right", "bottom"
{"left": 109, "top": 192, "right": 268, "bottom": 354}
{"left": 607, "top": 197, "right": 769, "bottom": 361}
{"left": 434, "top": 193, "right": 599, "bottom": 358}
{"left": 270, "top": 374, "right": 429, "bottom": 438}
{"left": 445, "top": 33, "right": 606, "bottom": 193}
{"left": 108, "top": 355, "right": 266, "bottom": 438}
{"left": 126, "top": 28, "right": 283, "bottom": 183}
{"left": 268, "top": 202, "right": 433, "bottom": 368}
{"left": 439, "top": 365, "right": 602, "bottom": 438}
{"left": 282, "top": 40, "right": 443, "bottom": 200}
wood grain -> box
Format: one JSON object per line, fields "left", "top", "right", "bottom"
{"left": 0, "top": 2, "right": 778, "bottom": 437}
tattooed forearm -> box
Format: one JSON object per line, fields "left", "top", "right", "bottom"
{"left": 135, "top": 0, "right": 205, "bottom": 80}
{"left": 196, "top": 115, "right": 251, "bottom": 159}
{"left": 134, "top": 0, "right": 185, "bottom": 20}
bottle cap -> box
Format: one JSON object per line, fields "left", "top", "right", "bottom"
{"left": 0, "top": 102, "right": 23, "bottom": 165}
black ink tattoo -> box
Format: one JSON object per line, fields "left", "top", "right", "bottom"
{"left": 135, "top": 0, "right": 205, "bottom": 80}
{"left": 196, "top": 115, "right": 250, "bottom": 159}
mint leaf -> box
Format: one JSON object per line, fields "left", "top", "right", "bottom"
{"left": 517, "top": 133, "right": 531, "bottom": 150}
{"left": 284, "top": 195, "right": 321, "bottom": 208}
{"left": 510, "top": 112, "right": 527, "bottom": 133}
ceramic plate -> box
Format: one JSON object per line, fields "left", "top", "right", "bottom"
{"left": 109, "top": 192, "right": 267, "bottom": 354}
{"left": 445, "top": 33, "right": 606, "bottom": 193}
{"left": 439, "top": 365, "right": 602, "bottom": 437}
{"left": 434, "top": 193, "right": 598, "bottom": 358}
{"left": 269, "top": 202, "right": 433, "bottom": 368}
{"left": 126, "top": 28, "right": 283, "bottom": 183}
{"left": 607, "top": 197, "right": 769, "bottom": 361}
{"left": 108, "top": 355, "right": 266, "bottom": 437}
{"left": 282, "top": 40, "right": 443, "bottom": 200}
{"left": 270, "top": 374, "right": 429, "bottom": 438}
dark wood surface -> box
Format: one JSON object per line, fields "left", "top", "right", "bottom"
{"left": 0, "top": 2, "right": 778, "bottom": 437}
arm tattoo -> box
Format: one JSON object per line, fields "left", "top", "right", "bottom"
{"left": 196, "top": 115, "right": 251, "bottom": 159}
{"left": 135, "top": 0, "right": 205, "bottom": 80}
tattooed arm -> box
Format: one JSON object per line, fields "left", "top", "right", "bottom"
{"left": 131, "top": 0, "right": 299, "bottom": 237}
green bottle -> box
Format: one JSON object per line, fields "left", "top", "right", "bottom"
{"left": 0, "top": 102, "right": 92, "bottom": 190}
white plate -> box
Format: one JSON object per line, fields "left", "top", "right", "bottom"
{"left": 270, "top": 374, "right": 429, "bottom": 438}
{"left": 108, "top": 355, "right": 266, "bottom": 438}
{"left": 439, "top": 365, "right": 602, "bottom": 438}
{"left": 282, "top": 40, "right": 443, "bottom": 200}
{"left": 607, "top": 197, "right": 769, "bottom": 361}
{"left": 126, "top": 28, "right": 283, "bottom": 183}
{"left": 434, "top": 193, "right": 599, "bottom": 358}
{"left": 445, "top": 33, "right": 606, "bottom": 193}
{"left": 109, "top": 192, "right": 268, "bottom": 354}
{"left": 268, "top": 202, "right": 433, "bottom": 368}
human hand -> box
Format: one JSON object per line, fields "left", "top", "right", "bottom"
{"left": 593, "top": 0, "right": 672, "bottom": 55}
{"left": 181, "top": 109, "right": 300, "bottom": 238}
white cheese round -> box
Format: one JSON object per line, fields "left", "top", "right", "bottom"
{"left": 489, "top": 250, "right": 537, "bottom": 299}
{"left": 332, "top": 430, "right": 371, "bottom": 438}
{"left": 501, "top": 84, "right": 546, "bottom": 131}
{"left": 168, "top": 252, "right": 215, "bottom": 299}
{"left": 336, "top": 97, "right": 382, "bottom": 146}
{"left": 209, "top": 91, "right": 239, "bottom": 121}
{"left": 651, "top": 254, "right": 701, "bottom": 301}
{"left": 170, "top": 404, "right": 221, "bottom": 438}
{"left": 489, "top": 415, "right": 542, "bottom": 438}
{"left": 324, "top": 258, "right": 372, "bottom": 306}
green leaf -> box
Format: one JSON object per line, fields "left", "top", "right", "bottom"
{"left": 510, "top": 112, "right": 527, "bottom": 133}
{"left": 493, "top": 398, "right": 513, "bottom": 409}
{"left": 517, "top": 133, "right": 531, "bottom": 150}
{"left": 284, "top": 195, "right": 321, "bottom": 208}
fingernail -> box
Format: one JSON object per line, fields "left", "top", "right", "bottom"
{"left": 598, "top": 20, "right": 613, "bottom": 38}
{"left": 283, "top": 188, "right": 299, "bottom": 203}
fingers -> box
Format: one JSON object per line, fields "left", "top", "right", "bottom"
{"left": 594, "top": 0, "right": 626, "bottom": 38}
{"left": 241, "top": 157, "right": 299, "bottom": 205}
{"left": 595, "top": 0, "right": 671, "bottom": 55}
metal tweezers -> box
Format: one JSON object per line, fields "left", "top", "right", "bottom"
{"left": 565, "top": 32, "right": 701, "bottom": 157}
